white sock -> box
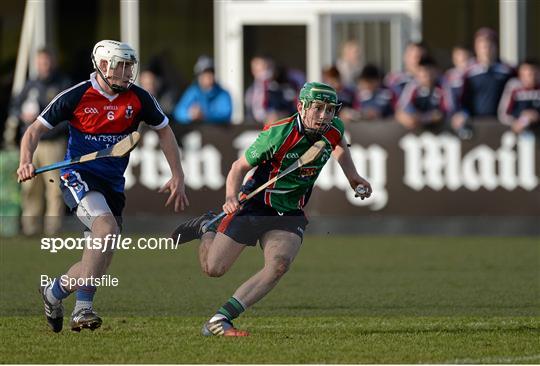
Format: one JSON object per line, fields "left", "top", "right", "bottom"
{"left": 73, "top": 300, "right": 93, "bottom": 314}
{"left": 45, "top": 285, "right": 60, "bottom": 305}
{"left": 209, "top": 314, "right": 227, "bottom": 323}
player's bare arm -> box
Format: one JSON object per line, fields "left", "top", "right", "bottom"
{"left": 17, "top": 120, "right": 50, "bottom": 182}
{"left": 223, "top": 156, "right": 253, "bottom": 214}
{"left": 332, "top": 137, "right": 372, "bottom": 199}
{"left": 156, "top": 125, "right": 189, "bottom": 212}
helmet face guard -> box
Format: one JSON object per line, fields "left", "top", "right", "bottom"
{"left": 92, "top": 40, "right": 139, "bottom": 93}
{"left": 298, "top": 82, "right": 342, "bottom": 140}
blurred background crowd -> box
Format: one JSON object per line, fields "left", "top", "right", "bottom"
{"left": 0, "top": 0, "right": 539, "bottom": 237}
{"left": 4, "top": 26, "right": 540, "bottom": 146}
{"left": 1, "top": 0, "right": 539, "bottom": 148}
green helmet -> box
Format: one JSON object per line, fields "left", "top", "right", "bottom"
{"left": 298, "top": 82, "right": 341, "bottom": 109}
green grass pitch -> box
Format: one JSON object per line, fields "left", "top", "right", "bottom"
{"left": 1, "top": 235, "right": 539, "bottom": 363}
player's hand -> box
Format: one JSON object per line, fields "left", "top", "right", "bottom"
{"left": 223, "top": 195, "right": 240, "bottom": 214}
{"left": 349, "top": 175, "right": 372, "bottom": 200}
{"left": 189, "top": 105, "right": 203, "bottom": 121}
{"left": 451, "top": 112, "right": 467, "bottom": 130}
{"left": 159, "top": 175, "right": 189, "bottom": 212}
{"left": 17, "top": 162, "right": 35, "bottom": 183}
{"left": 521, "top": 109, "right": 539, "bottom": 122}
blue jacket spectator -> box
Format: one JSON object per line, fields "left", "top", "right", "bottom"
{"left": 173, "top": 56, "right": 232, "bottom": 124}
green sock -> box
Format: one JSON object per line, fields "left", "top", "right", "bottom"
{"left": 216, "top": 296, "right": 246, "bottom": 321}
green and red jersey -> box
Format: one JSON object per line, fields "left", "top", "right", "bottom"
{"left": 244, "top": 113, "right": 345, "bottom": 212}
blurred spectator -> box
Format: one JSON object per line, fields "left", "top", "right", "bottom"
{"left": 264, "top": 65, "right": 298, "bottom": 123}
{"left": 498, "top": 59, "right": 540, "bottom": 133}
{"left": 245, "top": 55, "right": 298, "bottom": 124}
{"left": 443, "top": 45, "right": 473, "bottom": 109}
{"left": 451, "top": 28, "right": 514, "bottom": 137}
{"left": 322, "top": 65, "right": 355, "bottom": 123}
{"left": 336, "top": 40, "right": 364, "bottom": 89}
{"left": 139, "top": 68, "right": 177, "bottom": 117}
{"left": 395, "top": 56, "right": 451, "bottom": 130}
{"left": 322, "top": 65, "right": 355, "bottom": 110}
{"left": 384, "top": 41, "right": 429, "bottom": 98}
{"left": 8, "top": 48, "right": 70, "bottom": 235}
{"left": 285, "top": 67, "right": 306, "bottom": 92}
{"left": 344, "top": 64, "right": 394, "bottom": 122}
{"left": 245, "top": 55, "right": 275, "bottom": 123}
{"left": 173, "top": 55, "right": 232, "bottom": 125}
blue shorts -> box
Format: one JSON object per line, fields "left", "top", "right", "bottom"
{"left": 217, "top": 199, "right": 308, "bottom": 247}
{"left": 59, "top": 169, "right": 125, "bottom": 227}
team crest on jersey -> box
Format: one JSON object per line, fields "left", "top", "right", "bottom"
{"left": 125, "top": 105, "right": 133, "bottom": 119}
{"left": 299, "top": 167, "right": 317, "bottom": 179}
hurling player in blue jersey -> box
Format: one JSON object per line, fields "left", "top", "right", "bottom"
{"left": 17, "top": 40, "right": 189, "bottom": 332}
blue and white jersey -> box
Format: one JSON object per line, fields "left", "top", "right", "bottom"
{"left": 38, "top": 72, "right": 168, "bottom": 192}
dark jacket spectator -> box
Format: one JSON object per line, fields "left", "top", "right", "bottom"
{"left": 10, "top": 49, "right": 71, "bottom": 140}
{"left": 322, "top": 65, "right": 355, "bottom": 109}
{"left": 343, "top": 64, "right": 394, "bottom": 122}
{"left": 451, "top": 28, "right": 514, "bottom": 135}
{"left": 384, "top": 42, "right": 429, "bottom": 99}
{"left": 498, "top": 59, "right": 540, "bottom": 133}
{"left": 139, "top": 68, "right": 178, "bottom": 118}
{"left": 244, "top": 55, "right": 275, "bottom": 124}
{"left": 9, "top": 48, "right": 70, "bottom": 236}
{"left": 443, "top": 45, "right": 473, "bottom": 112}
{"left": 245, "top": 55, "right": 299, "bottom": 124}
{"left": 396, "top": 56, "right": 452, "bottom": 130}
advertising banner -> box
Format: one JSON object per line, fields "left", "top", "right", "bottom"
{"left": 124, "top": 121, "right": 539, "bottom": 217}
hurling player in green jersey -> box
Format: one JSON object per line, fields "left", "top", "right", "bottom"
{"left": 173, "top": 82, "right": 371, "bottom": 336}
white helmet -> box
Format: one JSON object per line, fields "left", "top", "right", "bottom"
{"left": 91, "top": 40, "right": 139, "bottom": 92}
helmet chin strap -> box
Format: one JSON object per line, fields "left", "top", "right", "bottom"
{"left": 92, "top": 56, "right": 129, "bottom": 93}
{"left": 99, "top": 72, "right": 128, "bottom": 93}
{"left": 300, "top": 106, "right": 330, "bottom": 143}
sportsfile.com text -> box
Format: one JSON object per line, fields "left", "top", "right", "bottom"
{"left": 40, "top": 235, "right": 181, "bottom": 253}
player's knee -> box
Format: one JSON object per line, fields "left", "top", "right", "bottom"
{"left": 203, "top": 257, "right": 227, "bottom": 277}
{"left": 268, "top": 255, "right": 291, "bottom": 280}
{"left": 92, "top": 215, "right": 118, "bottom": 238}
{"left": 203, "top": 263, "right": 227, "bottom": 278}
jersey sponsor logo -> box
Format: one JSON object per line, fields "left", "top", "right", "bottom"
{"left": 125, "top": 105, "right": 134, "bottom": 119}
{"left": 83, "top": 107, "right": 99, "bottom": 114}
{"left": 104, "top": 105, "right": 119, "bottom": 111}
{"left": 83, "top": 133, "right": 128, "bottom": 144}
{"left": 299, "top": 167, "right": 317, "bottom": 178}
